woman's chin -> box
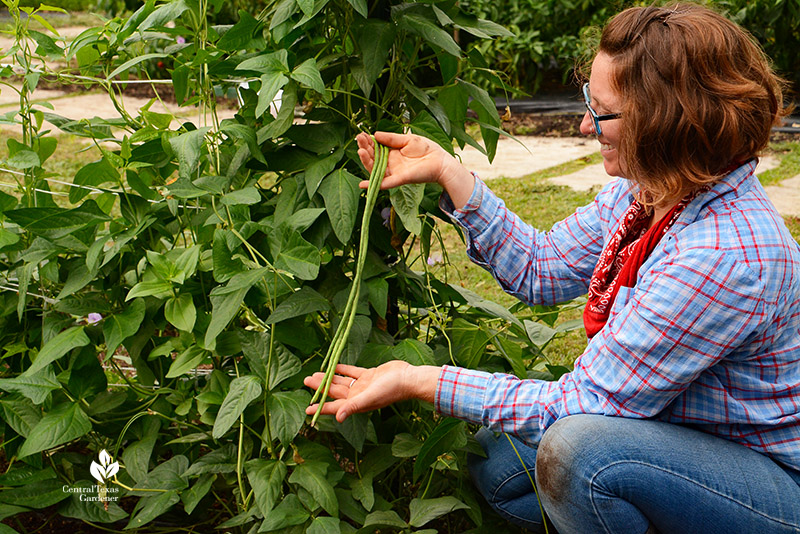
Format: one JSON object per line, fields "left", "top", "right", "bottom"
{"left": 602, "top": 158, "right": 625, "bottom": 179}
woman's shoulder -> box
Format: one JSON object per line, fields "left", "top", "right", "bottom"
{"left": 672, "top": 168, "right": 800, "bottom": 286}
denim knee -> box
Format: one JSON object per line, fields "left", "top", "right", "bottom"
{"left": 535, "top": 415, "right": 592, "bottom": 506}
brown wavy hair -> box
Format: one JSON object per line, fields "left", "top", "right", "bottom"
{"left": 588, "top": 2, "right": 790, "bottom": 206}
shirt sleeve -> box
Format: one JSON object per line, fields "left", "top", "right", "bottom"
{"left": 439, "top": 177, "right": 605, "bottom": 305}
{"left": 435, "top": 247, "right": 767, "bottom": 446}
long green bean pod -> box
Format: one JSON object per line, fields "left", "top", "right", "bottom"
{"left": 310, "top": 137, "right": 389, "bottom": 425}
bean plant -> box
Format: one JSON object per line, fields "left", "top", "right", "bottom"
{"left": 0, "top": 0, "right": 575, "bottom": 531}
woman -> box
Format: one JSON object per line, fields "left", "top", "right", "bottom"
{"left": 305, "top": 3, "right": 800, "bottom": 533}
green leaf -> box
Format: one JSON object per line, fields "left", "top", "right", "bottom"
{"left": 267, "top": 390, "right": 310, "bottom": 447}
{"left": 133, "top": 455, "right": 189, "bottom": 494}
{"left": 413, "top": 418, "right": 465, "bottom": 482}
{"left": 257, "top": 83, "right": 297, "bottom": 140}
{"left": 449, "top": 318, "right": 490, "bottom": 368}
{"left": 0, "top": 478, "right": 70, "bottom": 508}
{"left": 267, "top": 286, "right": 330, "bottom": 324}
{"left": 0, "top": 366, "right": 60, "bottom": 405}
{"left": 365, "top": 277, "right": 388, "bottom": 318}
{"left": 0, "top": 395, "right": 42, "bottom": 437}
{"left": 7, "top": 150, "right": 40, "bottom": 170}
{"left": 363, "top": 510, "right": 408, "bottom": 529}
{"left": 308, "top": 517, "right": 341, "bottom": 534}
{"left": 24, "top": 326, "right": 89, "bottom": 377}
{"left": 257, "top": 494, "right": 309, "bottom": 531}
{"left": 18, "top": 402, "right": 92, "bottom": 458}
{"left": 245, "top": 459, "right": 287, "bottom": 515}
{"left": 166, "top": 345, "right": 210, "bottom": 378}
{"left": 213, "top": 229, "right": 245, "bottom": 282}
{"left": 275, "top": 232, "right": 320, "bottom": 280}
{"left": 183, "top": 445, "right": 237, "bottom": 477}
{"left": 289, "top": 461, "right": 337, "bottom": 516}
{"left": 350, "top": 473, "right": 374, "bottom": 511}
{"left": 354, "top": 19, "right": 394, "bottom": 92}
{"left": 524, "top": 320, "right": 558, "bottom": 348}
{"left": 205, "top": 268, "right": 269, "bottom": 349}
{"left": 319, "top": 169, "right": 360, "bottom": 244}
{"left": 221, "top": 186, "right": 261, "bottom": 206}
{"left": 236, "top": 50, "right": 289, "bottom": 73}
{"left": 125, "top": 490, "right": 179, "bottom": 530}
{"left": 391, "top": 433, "right": 423, "bottom": 458}
{"left": 139, "top": 0, "right": 188, "bottom": 31}
{"left": 108, "top": 53, "right": 167, "bottom": 79}
{"left": 5, "top": 200, "right": 110, "bottom": 240}
{"left": 0, "top": 465, "right": 55, "bottom": 487}
{"left": 346, "top": 0, "right": 367, "bottom": 17}
{"left": 291, "top": 58, "right": 325, "bottom": 94}
{"left": 169, "top": 128, "right": 210, "bottom": 180}
{"left": 409, "top": 496, "right": 469, "bottom": 527}
{"left": 287, "top": 207, "right": 326, "bottom": 232}
{"left": 304, "top": 149, "right": 342, "bottom": 197}
{"left": 103, "top": 298, "right": 146, "bottom": 357}
{"left": 409, "top": 110, "right": 453, "bottom": 154}
{"left": 397, "top": 10, "right": 461, "bottom": 57}
{"left": 69, "top": 158, "right": 120, "bottom": 203}
{"left": 165, "top": 294, "right": 196, "bottom": 332}
{"left": 449, "top": 284, "right": 524, "bottom": 328}
{"left": 389, "top": 183, "right": 425, "bottom": 235}
{"left": 0, "top": 228, "right": 20, "bottom": 248}
{"left": 126, "top": 279, "right": 173, "bottom": 300}
{"left": 296, "top": 0, "right": 314, "bottom": 16}
{"left": 496, "top": 334, "right": 527, "bottom": 379}
{"left": 212, "top": 375, "right": 263, "bottom": 439}
{"left": 217, "top": 11, "right": 260, "bottom": 51}
{"left": 121, "top": 419, "right": 159, "bottom": 483}
{"left": 181, "top": 473, "right": 215, "bottom": 514}
{"left": 268, "top": 344, "right": 302, "bottom": 391}
{"left": 391, "top": 338, "right": 435, "bottom": 366}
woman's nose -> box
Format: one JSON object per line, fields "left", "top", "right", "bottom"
{"left": 579, "top": 111, "right": 595, "bottom": 136}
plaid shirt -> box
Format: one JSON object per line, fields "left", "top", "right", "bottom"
{"left": 436, "top": 161, "right": 800, "bottom": 472}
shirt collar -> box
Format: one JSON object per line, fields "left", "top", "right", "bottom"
{"left": 674, "top": 158, "right": 758, "bottom": 226}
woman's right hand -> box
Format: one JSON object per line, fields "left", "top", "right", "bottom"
{"left": 356, "top": 131, "right": 475, "bottom": 208}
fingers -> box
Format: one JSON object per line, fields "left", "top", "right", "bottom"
{"left": 373, "top": 131, "right": 413, "bottom": 148}
{"left": 334, "top": 364, "right": 365, "bottom": 378}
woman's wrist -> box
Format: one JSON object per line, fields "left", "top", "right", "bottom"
{"left": 438, "top": 157, "right": 476, "bottom": 210}
{"left": 404, "top": 364, "right": 442, "bottom": 404}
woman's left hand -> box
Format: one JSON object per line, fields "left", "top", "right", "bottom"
{"left": 304, "top": 361, "right": 440, "bottom": 423}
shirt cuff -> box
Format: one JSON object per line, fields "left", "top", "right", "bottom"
{"left": 434, "top": 365, "right": 492, "bottom": 424}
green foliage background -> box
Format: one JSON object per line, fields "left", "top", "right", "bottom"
{"left": 0, "top": 0, "right": 575, "bottom": 531}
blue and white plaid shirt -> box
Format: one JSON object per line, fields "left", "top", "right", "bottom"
{"left": 435, "top": 160, "right": 800, "bottom": 472}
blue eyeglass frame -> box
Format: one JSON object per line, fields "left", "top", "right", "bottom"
{"left": 582, "top": 82, "right": 622, "bottom": 135}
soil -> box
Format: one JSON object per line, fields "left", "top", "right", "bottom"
{"left": 502, "top": 112, "right": 585, "bottom": 137}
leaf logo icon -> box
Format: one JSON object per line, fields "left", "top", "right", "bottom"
{"left": 90, "top": 449, "right": 120, "bottom": 483}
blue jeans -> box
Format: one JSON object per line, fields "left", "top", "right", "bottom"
{"left": 467, "top": 415, "right": 800, "bottom": 533}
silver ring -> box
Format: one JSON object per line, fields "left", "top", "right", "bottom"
{"left": 349, "top": 378, "right": 356, "bottom": 388}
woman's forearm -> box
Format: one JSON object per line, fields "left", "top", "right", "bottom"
{"left": 439, "top": 158, "right": 476, "bottom": 210}
{"left": 405, "top": 364, "right": 443, "bottom": 404}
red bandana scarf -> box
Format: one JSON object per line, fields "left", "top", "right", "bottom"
{"left": 583, "top": 192, "right": 697, "bottom": 339}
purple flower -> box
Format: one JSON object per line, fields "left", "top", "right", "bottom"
{"left": 176, "top": 36, "right": 186, "bottom": 44}
{"left": 381, "top": 207, "right": 391, "bottom": 227}
{"left": 87, "top": 313, "right": 103, "bottom": 324}
{"left": 426, "top": 252, "right": 443, "bottom": 266}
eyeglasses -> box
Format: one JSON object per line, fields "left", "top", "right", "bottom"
{"left": 582, "top": 83, "right": 622, "bottom": 136}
